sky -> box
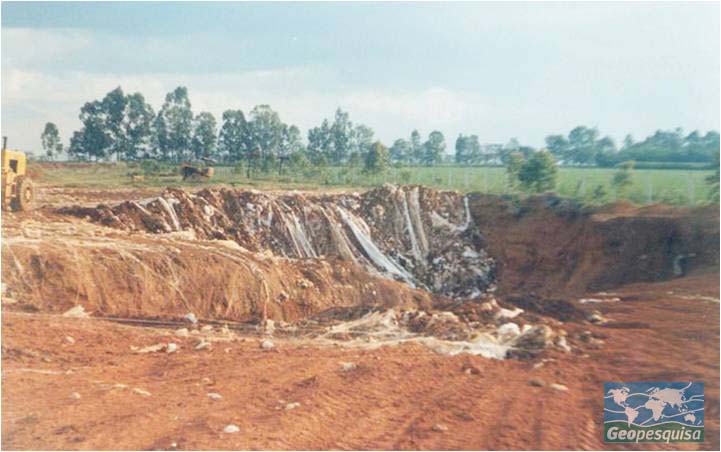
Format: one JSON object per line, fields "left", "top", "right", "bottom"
{"left": 1, "top": 1, "right": 719, "bottom": 155}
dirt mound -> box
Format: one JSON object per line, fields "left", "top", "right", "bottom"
{"left": 58, "top": 185, "right": 495, "bottom": 299}
{"left": 468, "top": 193, "right": 719, "bottom": 297}
{"left": 1, "top": 220, "right": 432, "bottom": 324}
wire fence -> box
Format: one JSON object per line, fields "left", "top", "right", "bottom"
{"left": 207, "top": 165, "right": 713, "bottom": 206}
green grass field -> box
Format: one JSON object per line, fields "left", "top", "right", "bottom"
{"left": 35, "top": 163, "right": 716, "bottom": 207}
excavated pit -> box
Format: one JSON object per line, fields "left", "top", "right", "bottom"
{"left": 4, "top": 184, "right": 717, "bottom": 359}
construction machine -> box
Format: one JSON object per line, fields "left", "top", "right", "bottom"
{"left": 1, "top": 136, "right": 35, "bottom": 211}
{"left": 180, "top": 157, "right": 215, "bottom": 181}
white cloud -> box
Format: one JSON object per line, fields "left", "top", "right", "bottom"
{"left": 1, "top": 28, "right": 93, "bottom": 68}
{"left": 341, "top": 88, "right": 472, "bottom": 127}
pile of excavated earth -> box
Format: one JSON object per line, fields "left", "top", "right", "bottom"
{"left": 3, "top": 184, "right": 718, "bottom": 361}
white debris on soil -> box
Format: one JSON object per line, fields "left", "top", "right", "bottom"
{"left": 70, "top": 392, "right": 81, "bottom": 400}
{"left": 587, "top": 311, "right": 608, "bottom": 324}
{"left": 309, "top": 302, "right": 570, "bottom": 360}
{"left": 496, "top": 323, "right": 521, "bottom": 343}
{"left": 555, "top": 336, "right": 572, "bottom": 353}
{"left": 132, "top": 388, "right": 152, "bottom": 397}
{"left": 195, "top": 340, "right": 211, "bottom": 351}
{"left": 134, "top": 343, "right": 167, "bottom": 354}
{"left": 339, "top": 362, "right": 357, "bottom": 372}
{"left": 166, "top": 343, "right": 178, "bottom": 353}
{"left": 263, "top": 319, "right": 275, "bottom": 336}
{"left": 260, "top": 339, "right": 275, "bottom": 350}
{"left": 285, "top": 402, "right": 301, "bottom": 410}
{"left": 496, "top": 307, "right": 524, "bottom": 319}
{"left": 62, "top": 305, "right": 89, "bottom": 318}
{"left": 579, "top": 297, "right": 620, "bottom": 304}
{"left": 65, "top": 336, "right": 75, "bottom": 344}
{"left": 200, "top": 325, "right": 214, "bottom": 333}
{"left": 175, "top": 328, "right": 189, "bottom": 337}
{"left": 207, "top": 392, "right": 223, "bottom": 400}
{"left": 315, "top": 309, "right": 513, "bottom": 359}
{"left": 550, "top": 383, "right": 569, "bottom": 392}
{"left": 184, "top": 313, "right": 198, "bottom": 325}
{"left": 223, "top": 424, "right": 240, "bottom": 433}
{"left": 432, "top": 423, "right": 449, "bottom": 433}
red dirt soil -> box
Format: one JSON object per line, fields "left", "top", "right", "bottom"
{"left": 469, "top": 193, "right": 719, "bottom": 297}
{"left": 2, "top": 186, "right": 719, "bottom": 450}
{"left": 2, "top": 272, "right": 718, "bottom": 450}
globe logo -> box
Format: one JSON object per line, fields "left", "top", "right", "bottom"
{"left": 604, "top": 382, "right": 704, "bottom": 443}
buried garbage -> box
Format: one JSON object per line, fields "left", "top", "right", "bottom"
{"left": 58, "top": 184, "right": 495, "bottom": 299}
{"left": 297, "top": 301, "right": 569, "bottom": 360}
{"left": 8, "top": 184, "right": 622, "bottom": 359}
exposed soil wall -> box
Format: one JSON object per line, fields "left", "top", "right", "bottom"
{"left": 468, "top": 193, "right": 719, "bottom": 297}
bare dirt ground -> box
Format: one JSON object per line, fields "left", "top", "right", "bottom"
{"left": 2, "top": 272, "right": 718, "bottom": 450}
{"left": 2, "top": 185, "right": 719, "bottom": 450}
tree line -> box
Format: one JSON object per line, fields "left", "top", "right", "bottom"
{"left": 543, "top": 126, "right": 719, "bottom": 167}
{"left": 41, "top": 85, "right": 719, "bottom": 174}
{"left": 40, "top": 86, "right": 449, "bottom": 175}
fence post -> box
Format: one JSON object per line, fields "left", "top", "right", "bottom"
{"left": 688, "top": 174, "right": 695, "bottom": 206}
{"left": 646, "top": 175, "right": 653, "bottom": 204}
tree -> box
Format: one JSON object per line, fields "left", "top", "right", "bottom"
{"left": 505, "top": 153, "right": 524, "bottom": 189}
{"left": 455, "top": 134, "right": 469, "bottom": 164}
{"left": 499, "top": 137, "right": 523, "bottom": 164}
{"left": 101, "top": 87, "right": 129, "bottom": 160}
{"left": 455, "top": 134, "right": 481, "bottom": 164}
{"left": 279, "top": 124, "right": 303, "bottom": 158}
{"left": 156, "top": 86, "right": 193, "bottom": 162}
{"left": 191, "top": 112, "right": 217, "bottom": 160}
{"left": 423, "top": 130, "right": 445, "bottom": 165}
{"left": 69, "top": 87, "right": 155, "bottom": 161}
{"left": 706, "top": 152, "right": 719, "bottom": 202}
{"left": 623, "top": 134, "right": 635, "bottom": 150}
{"left": 278, "top": 124, "right": 303, "bottom": 174}
{"left": 307, "top": 119, "right": 332, "bottom": 165}
{"left": 289, "top": 149, "right": 311, "bottom": 175}
{"left": 123, "top": 92, "right": 155, "bottom": 160}
{"left": 545, "top": 134, "right": 569, "bottom": 159}
{"left": 41, "top": 122, "right": 63, "bottom": 160}
{"left": 363, "top": 141, "right": 389, "bottom": 174}
{"left": 353, "top": 125, "right": 375, "bottom": 157}
{"left": 330, "top": 108, "right": 354, "bottom": 164}
{"left": 410, "top": 130, "right": 423, "bottom": 164}
{"left": 517, "top": 150, "right": 558, "bottom": 193}
{"left": 247, "top": 105, "right": 284, "bottom": 167}
{"left": 72, "top": 100, "right": 113, "bottom": 161}
{"left": 611, "top": 161, "right": 634, "bottom": 195}
{"left": 218, "top": 110, "right": 247, "bottom": 162}
{"left": 390, "top": 138, "right": 411, "bottom": 164}
{"left": 567, "top": 126, "right": 600, "bottom": 164}
{"left": 594, "top": 136, "right": 618, "bottom": 167}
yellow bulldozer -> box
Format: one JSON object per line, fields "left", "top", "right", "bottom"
{"left": 1, "top": 136, "right": 35, "bottom": 211}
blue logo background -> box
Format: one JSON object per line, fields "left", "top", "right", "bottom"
{"left": 604, "top": 382, "right": 704, "bottom": 427}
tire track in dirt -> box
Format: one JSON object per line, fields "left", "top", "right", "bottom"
{"left": 2, "top": 268, "right": 719, "bottom": 451}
